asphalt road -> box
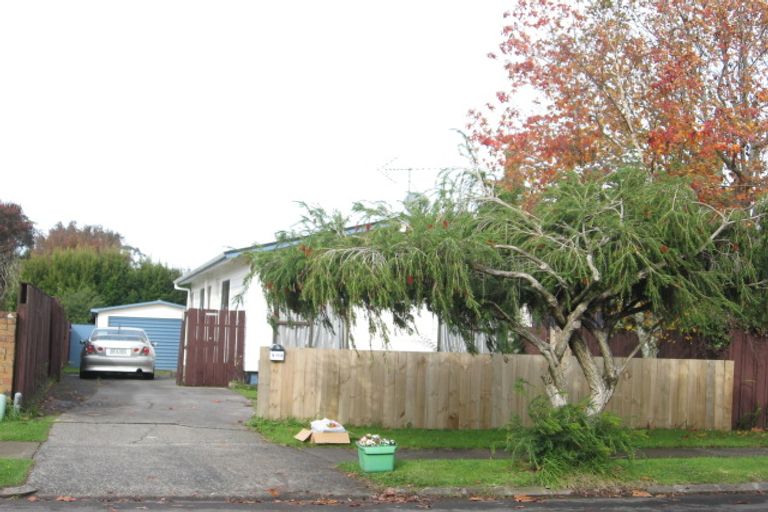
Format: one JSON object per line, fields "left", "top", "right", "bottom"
{"left": 26, "top": 374, "right": 368, "bottom": 500}
{"left": 3, "top": 493, "right": 768, "bottom": 511}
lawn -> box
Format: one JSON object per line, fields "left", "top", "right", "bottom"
{"left": 340, "top": 456, "right": 768, "bottom": 491}
{"left": 0, "top": 417, "right": 54, "bottom": 442}
{"left": 230, "top": 382, "right": 258, "bottom": 401}
{"left": 247, "top": 417, "right": 768, "bottom": 450}
{"left": 0, "top": 459, "right": 33, "bottom": 488}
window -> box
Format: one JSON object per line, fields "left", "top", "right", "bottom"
{"left": 199, "top": 288, "right": 205, "bottom": 309}
{"left": 221, "top": 280, "right": 230, "bottom": 310}
{"left": 206, "top": 286, "right": 211, "bottom": 309}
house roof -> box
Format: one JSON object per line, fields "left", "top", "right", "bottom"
{"left": 90, "top": 300, "right": 186, "bottom": 314}
{"left": 174, "top": 239, "right": 293, "bottom": 286}
{"left": 174, "top": 223, "right": 380, "bottom": 287}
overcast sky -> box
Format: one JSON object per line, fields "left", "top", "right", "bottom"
{"left": 1, "top": 1, "right": 510, "bottom": 271}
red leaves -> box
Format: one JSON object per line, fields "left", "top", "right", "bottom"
{"left": 469, "top": 0, "right": 768, "bottom": 206}
{"left": 406, "top": 275, "right": 415, "bottom": 286}
{"left": 298, "top": 244, "right": 312, "bottom": 257}
{"left": 660, "top": 245, "right": 669, "bottom": 254}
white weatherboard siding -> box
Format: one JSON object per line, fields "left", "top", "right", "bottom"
{"left": 94, "top": 303, "right": 184, "bottom": 327}
{"left": 177, "top": 244, "right": 499, "bottom": 375}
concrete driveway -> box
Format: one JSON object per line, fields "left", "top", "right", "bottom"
{"left": 29, "top": 375, "right": 368, "bottom": 500}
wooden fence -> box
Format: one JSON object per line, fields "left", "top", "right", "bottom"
{"left": 545, "top": 329, "right": 768, "bottom": 429}
{"left": 257, "top": 347, "right": 734, "bottom": 430}
{"left": 177, "top": 309, "right": 245, "bottom": 386}
{"left": 13, "top": 283, "right": 70, "bottom": 401}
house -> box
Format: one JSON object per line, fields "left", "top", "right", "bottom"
{"left": 90, "top": 300, "right": 185, "bottom": 370}
{"left": 173, "top": 240, "right": 487, "bottom": 381}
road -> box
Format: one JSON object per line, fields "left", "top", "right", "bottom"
{"left": 26, "top": 374, "right": 368, "bottom": 499}
{"left": 3, "top": 493, "right": 768, "bottom": 511}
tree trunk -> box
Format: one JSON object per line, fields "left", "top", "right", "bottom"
{"left": 570, "top": 335, "right": 618, "bottom": 417}
{"left": 634, "top": 313, "right": 659, "bottom": 358}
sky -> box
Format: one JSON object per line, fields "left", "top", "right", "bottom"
{"left": 1, "top": 1, "right": 510, "bottom": 271}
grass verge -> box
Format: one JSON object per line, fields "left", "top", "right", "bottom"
{"left": 340, "top": 456, "right": 768, "bottom": 491}
{"left": 247, "top": 417, "right": 768, "bottom": 450}
{"left": 637, "top": 428, "right": 768, "bottom": 448}
{"left": 0, "top": 416, "right": 54, "bottom": 442}
{"left": 248, "top": 417, "right": 509, "bottom": 449}
{"left": 230, "top": 382, "right": 258, "bottom": 401}
{"left": 0, "top": 459, "right": 33, "bottom": 488}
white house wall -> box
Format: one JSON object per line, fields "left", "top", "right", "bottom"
{"left": 180, "top": 254, "right": 492, "bottom": 374}
{"left": 183, "top": 257, "right": 272, "bottom": 373}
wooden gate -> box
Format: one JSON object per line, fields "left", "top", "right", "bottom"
{"left": 13, "top": 283, "right": 70, "bottom": 400}
{"left": 177, "top": 309, "right": 245, "bottom": 386}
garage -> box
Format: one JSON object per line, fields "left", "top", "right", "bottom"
{"left": 91, "top": 300, "right": 184, "bottom": 371}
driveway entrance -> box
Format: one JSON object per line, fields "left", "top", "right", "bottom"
{"left": 29, "top": 375, "right": 368, "bottom": 499}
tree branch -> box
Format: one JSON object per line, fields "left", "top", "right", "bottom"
{"left": 472, "top": 262, "right": 565, "bottom": 325}
{"left": 493, "top": 244, "right": 569, "bottom": 288}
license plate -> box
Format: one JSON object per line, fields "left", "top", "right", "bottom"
{"left": 107, "top": 348, "right": 129, "bottom": 356}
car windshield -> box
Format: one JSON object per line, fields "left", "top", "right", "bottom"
{"left": 91, "top": 328, "right": 147, "bottom": 342}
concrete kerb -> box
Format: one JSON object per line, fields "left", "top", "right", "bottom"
{"left": 0, "top": 484, "right": 36, "bottom": 499}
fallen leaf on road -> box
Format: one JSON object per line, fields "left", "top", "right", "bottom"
{"left": 56, "top": 496, "right": 77, "bottom": 502}
{"left": 26, "top": 496, "right": 38, "bottom": 502}
{"left": 311, "top": 498, "right": 339, "bottom": 505}
{"left": 514, "top": 494, "right": 538, "bottom": 503}
{"left": 631, "top": 490, "right": 652, "bottom": 497}
{"left": 267, "top": 487, "right": 280, "bottom": 497}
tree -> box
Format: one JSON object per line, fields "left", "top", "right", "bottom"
{"left": 33, "top": 221, "right": 123, "bottom": 255}
{"left": 471, "top": 0, "right": 768, "bottom": 205}
{"left": 250, "top": 167, "right": 759, "bottom": 415}
{"left": 0, "top": 201, "right": 35, "bottom": 304}
{"left": 19, "top": 248, "right": 186, "bottom": 323}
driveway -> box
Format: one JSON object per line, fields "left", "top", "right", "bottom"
{"left": 29, "top": 375, "right": 368, "bottom": 499}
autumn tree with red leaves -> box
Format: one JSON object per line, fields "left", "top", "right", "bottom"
{"left": 0, "top": 201, "right": 35, "bottom": 303}
{"left": 471, "top": 0, "right": 768, "bottom": 205}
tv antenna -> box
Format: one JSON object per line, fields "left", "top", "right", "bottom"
{"left": 378, "top": 157, "right": 465, "bottom": 194}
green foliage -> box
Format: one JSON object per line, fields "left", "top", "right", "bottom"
{"left": 251, "top": 166, "right": 760, "bottom": 351}
{"left": 505, "top": 397, "right": 638, "bottom": 486}
{"left": 16, "top": 248, "right": 185, "bottom": 321}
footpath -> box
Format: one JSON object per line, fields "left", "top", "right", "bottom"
{"left": 3, "top": 440, "right": 768, "bottom": 499}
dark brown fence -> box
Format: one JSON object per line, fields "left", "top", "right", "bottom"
{"left": 13, "top": 283, "right": 70, "bottom": 401}
{"left": 177, "top": 309, "right": 245, "bottom": 386}
{"left": 525, "top": 328, "right": 768, "bottom": 429}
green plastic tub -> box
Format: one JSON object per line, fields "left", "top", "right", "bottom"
{"left": 356, "top": 443, "right": 397, "bottom": 472}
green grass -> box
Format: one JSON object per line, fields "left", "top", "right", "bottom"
{"left": 639, "top": 428, "right": 768, "bottom": 448}
{"left": 341, "top": 456, "right": 768, "bottom": 490}
{"left": 248, "top": 417, "right": 509, "bottom": 449}
{"left": 230, "top": 382, "right": 258, "bottom": 401}
{"left": 247, "top": 417, "right": 768, "bottom": 450}
{"left": 341, "top": 459, "right": 538, "bottom": 488}
{"left": 61, "top": 365, "right": 80, "bottom": 376}
{"left": 0, "top": 416, "right": 54, "bottom": 442}
{"left": 0, "top": 459, "right": 33, "bottom": 488}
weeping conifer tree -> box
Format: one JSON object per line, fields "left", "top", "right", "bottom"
{"left": 250, "top": 167, "right": 761, "bottom": 415}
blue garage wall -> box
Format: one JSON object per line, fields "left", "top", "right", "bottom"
{"left": 107, "top": 316, "right": 182, "bottom": 370}
{"left": 69, "top": 324, "right": 96, "bottom": 368}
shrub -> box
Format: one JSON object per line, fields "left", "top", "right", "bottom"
{"left": 506, "top": 396, "right": 638, "bottom": 486}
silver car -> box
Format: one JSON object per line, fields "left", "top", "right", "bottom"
{"left": 80, "top": 327, "right": 156, "bottom": 379}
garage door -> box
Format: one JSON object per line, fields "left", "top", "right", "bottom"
{"left": 107, "top": 316, "right": 182, "bottom": 370}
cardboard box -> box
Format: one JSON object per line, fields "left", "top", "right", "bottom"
{"left": 294, "top": 428, "right": 351, "bottom": 444}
